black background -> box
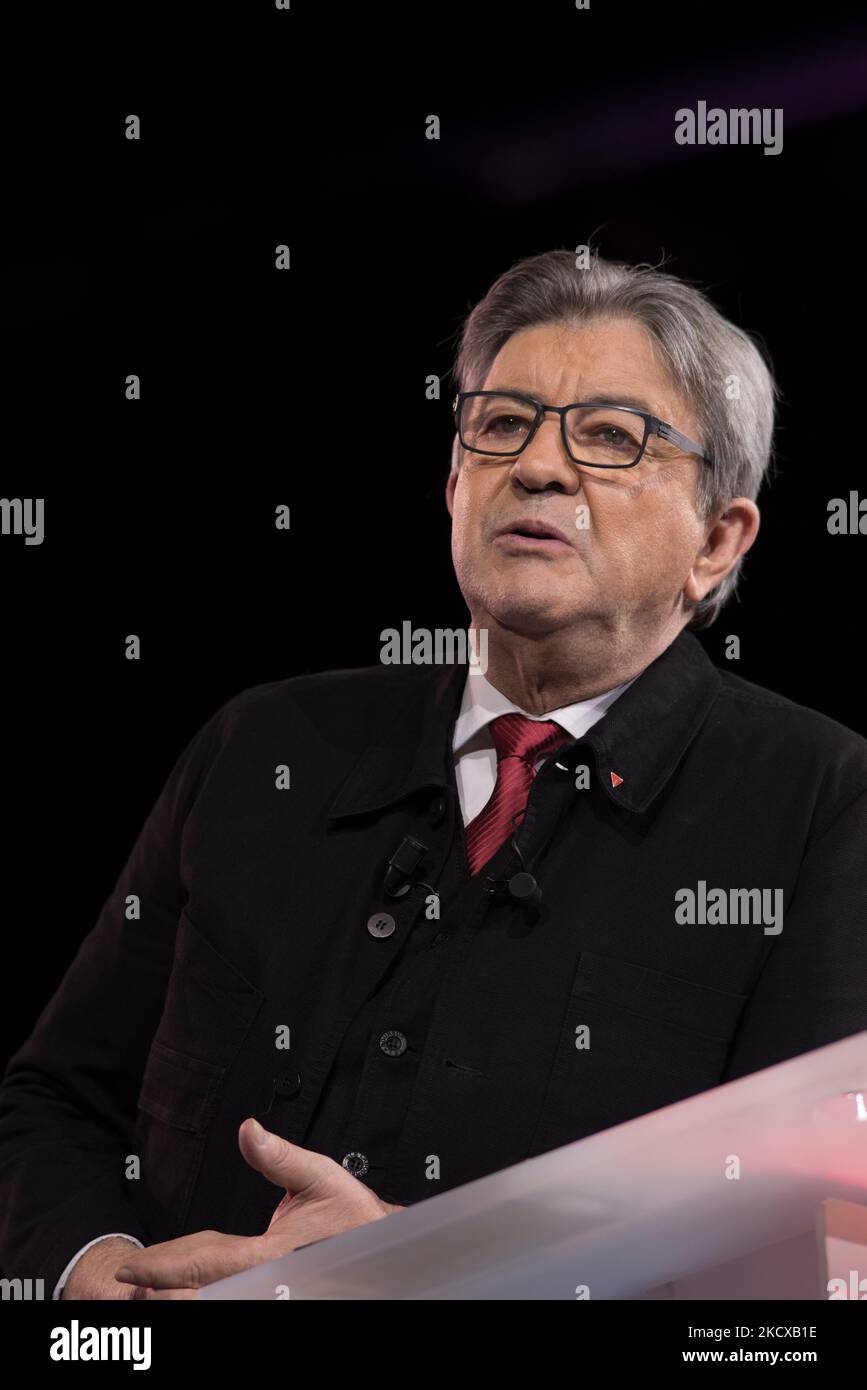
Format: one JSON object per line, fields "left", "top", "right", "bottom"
{"left": 3, "top": 2, "right": 866, "bottom": 1060}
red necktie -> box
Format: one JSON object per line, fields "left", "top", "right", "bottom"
{"left": 464, "top": 713, "right": 571, "bottom": 876}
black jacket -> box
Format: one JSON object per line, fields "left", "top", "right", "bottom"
{"left": 2, "top": 630, "right": 866, "bottom": 1290}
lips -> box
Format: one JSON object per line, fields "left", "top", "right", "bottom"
{"left": 493, "top": 517, "right": 573, "bottom": 547}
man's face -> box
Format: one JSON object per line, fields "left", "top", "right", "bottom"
{"left": 446, "top": 317, "right": 711, "bottom": 635}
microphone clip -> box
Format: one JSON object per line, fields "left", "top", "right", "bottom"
{"left": 482, "top": 821, "right": 543, "bottom": 915}
{"left": 384, "top": 835, "right": 429, "bottom": 898}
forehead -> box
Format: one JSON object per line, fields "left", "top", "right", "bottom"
{"left": 481, "top": 317, "right": 693, "bottom": 424}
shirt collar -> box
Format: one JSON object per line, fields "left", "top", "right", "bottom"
{"left": 452, "top": 665, "right": 638, "bottom": 756}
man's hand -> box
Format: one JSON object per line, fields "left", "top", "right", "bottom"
{"left": 112, "top": 1118, "right": 405, "bottom": 1297}
{"left": 61, "top": 1237, "right": 149, "bottom": 1301}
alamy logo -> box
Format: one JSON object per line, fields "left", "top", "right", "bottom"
{"left": 50, "top": 1320, "right": 152, "bottom": 1370}
{"left": 380, "top": 623, "right": 488, "bottom": 673}
{"left": 675, "top": 881, "right": 783, "bottom": 935}
{"left": 827, "top": 492, "right": 867, "bottom": 533}
{"left": 675, "top": 102, "right": 783, "bottom": 156}
{"left": 827, "top": 1270, "right": 867, "bottom": 1299}
{"left": 0, "top": 1276, "right": 45, "bottom": 1299}
{"left": 0, "top": 497, "right": 44, "bottom": 545}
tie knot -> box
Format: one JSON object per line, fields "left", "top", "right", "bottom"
{"left": 489, "top": 712, "right": 570, "bottom": 764}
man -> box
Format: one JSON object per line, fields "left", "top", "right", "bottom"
{"left": 1, "top": 250, "right": 865, "bottom": 1299}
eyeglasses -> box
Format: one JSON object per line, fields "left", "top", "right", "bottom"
{"left": 452, "top": 391, "right": 714, "bottom": 470}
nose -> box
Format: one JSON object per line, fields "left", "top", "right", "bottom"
{"left": 509, "top": 413, "right": 580, "bottom": 492}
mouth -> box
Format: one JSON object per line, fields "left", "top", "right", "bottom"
{"left": 492, "top": 517, "right": 574, "bottom": 553}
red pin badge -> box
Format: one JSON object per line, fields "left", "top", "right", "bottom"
{"left": 610, "top": 771, "right": 624, "bottom": 788}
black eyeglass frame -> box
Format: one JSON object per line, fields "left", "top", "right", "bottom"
{"left": 452, "top": 390, "right": 714, "bottom": 470}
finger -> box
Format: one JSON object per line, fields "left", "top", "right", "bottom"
{"left": 238, "top": 1118, "right": 340, "bottom": 1194}
{"left": 132, "top": 1285, "right": 199, "bottom": 1300}
{"left": 116, "top": 1232, "right": 265, "bottom": 1289}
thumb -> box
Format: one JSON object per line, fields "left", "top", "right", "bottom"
{"left": 238, "top": 1117, "right": 335, "bottom": 1194}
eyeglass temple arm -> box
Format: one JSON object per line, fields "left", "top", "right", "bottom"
{"left": 655, "top": 419, "right": 713, "bottom": 466}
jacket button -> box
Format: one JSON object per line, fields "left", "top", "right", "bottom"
{"left": 428, "top": 795, "right": 446, "bottom": 826}
{"left": 367, "top": 912, "right": 396, "bottom": 939}
{"left": 342, "top": 1151, "right": 370, "bottom": 1178}
{"left": 274, "top": 1069, "right": 302, "bottom": 1098}
{"left": 379, "top": 1029, "right": 407, "bottom": 1057}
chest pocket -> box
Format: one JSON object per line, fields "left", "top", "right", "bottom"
{"left": 527, "top": 951, "right": 748, "bottom": 1159}
{"left": 134, "top": 908, "right": 264, "bottom": 1239}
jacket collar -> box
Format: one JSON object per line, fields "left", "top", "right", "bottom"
{"left": 577, "top": 629, "right": 722, "bottom": 813}
{"left": 327, "top": 628, "right": 722, "bottom": 821}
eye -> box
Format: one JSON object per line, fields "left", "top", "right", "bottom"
{"left": 484, "top": 413, "right": 526, "bottom": 436}
{"left": 595, "top": 424, "right": 632, "bottom": 446}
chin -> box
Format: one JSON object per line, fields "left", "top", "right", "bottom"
{"left": 485, "top": 593, "right": 575, "bottom": 636}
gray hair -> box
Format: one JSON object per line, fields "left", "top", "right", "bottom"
{"left": 449, "top": 249, "right": 779, "bottom": 629}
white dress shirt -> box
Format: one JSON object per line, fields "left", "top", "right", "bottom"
{"left": 52, "top": 1231, "right": 144, "bottom": 1300}
{"left": 452, "top": 665, "right": 637, "bottom": 825}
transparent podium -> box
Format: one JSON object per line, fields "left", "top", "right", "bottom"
{"left": 199, "top": 1030, "right": 867, "bottom": 1300}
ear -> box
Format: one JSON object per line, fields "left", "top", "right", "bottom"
{"left": 684, "top": 498, "right": 761, "bottom": 604}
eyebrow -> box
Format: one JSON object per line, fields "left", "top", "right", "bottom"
{"left": 489, "top": 386, "right": 661, "bottom": 417}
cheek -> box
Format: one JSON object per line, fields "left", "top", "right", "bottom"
{"left": 451, "top": 483, "right": 469, "bottom": 531}
{"left": 451, "top": 474, "right": 486, "bottom": 548}
{"left": 660, "top": 492, "right": 706, "bottom": 562}
{"left": 449, "top": 488, "right": 467, "bottom": 546}
{"left": 594, "top": 490, "right": 701, "bottom": 574}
